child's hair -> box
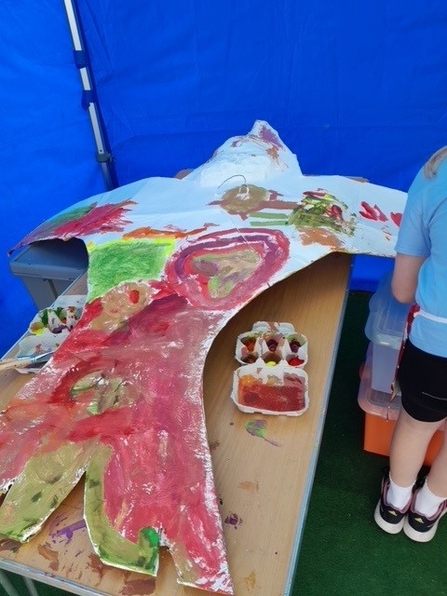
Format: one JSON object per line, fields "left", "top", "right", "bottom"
{"left": 424, "top": 146, "right": 447, "bottom": 178}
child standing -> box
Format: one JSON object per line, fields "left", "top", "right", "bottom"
{"left": 374, "top": 146, "right": 447, "bottom": 542}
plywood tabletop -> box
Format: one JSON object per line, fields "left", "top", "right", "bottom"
{"left": 0, "top": 252, "right": 351, "bottom": 596}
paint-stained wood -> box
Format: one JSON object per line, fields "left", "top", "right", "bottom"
{"left": 0, "top": 251, "right": 351, "bottom": 595}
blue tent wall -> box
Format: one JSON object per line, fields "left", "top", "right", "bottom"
{"left": 1, "top": 0, "right": 447, "bottom": 355}
{"left": 78, "top": 0, "right": 447, "bottom": 186}
{"left": 0, "top": 2, "right": 105, "bottom": 354}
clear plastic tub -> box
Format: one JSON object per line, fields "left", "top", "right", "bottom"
{"left": 358, "top": 345, "right": 401, "bottom": 421}
{"left": 364, "top": 271, "right": 409, "bottom": 393}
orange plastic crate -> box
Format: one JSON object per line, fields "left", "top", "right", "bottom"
{"left": 359, "top": 347, "right": 443, "bottom": 466}
{"left": 363, "top": 413, "right": 443, "bottom": 466}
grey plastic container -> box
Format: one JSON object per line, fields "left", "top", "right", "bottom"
{"left": 9, "top": 238, "right": 88, "bottom": 308}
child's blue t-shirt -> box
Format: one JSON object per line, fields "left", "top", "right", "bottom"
{"left": 395, "top": 159, "right": 447, "bottom": 357}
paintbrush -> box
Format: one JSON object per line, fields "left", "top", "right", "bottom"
{"left": 0, "top": 351, "right": 55, "bottom": 372}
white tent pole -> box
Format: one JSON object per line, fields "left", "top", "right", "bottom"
{"left": 63, "top": 0, "right": 117, "bottom": 190}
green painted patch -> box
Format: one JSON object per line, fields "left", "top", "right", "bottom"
{"left": 87, "top": 239, "right": 175, "bottom": 299}
{"left": 0, "top": 442, "right": 97, "bottom": 542}
{"left": 85, "top": 445, "right": 160, "bottom": 576}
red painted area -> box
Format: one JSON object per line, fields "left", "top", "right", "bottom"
{"left": 239, "top": 374, "right": 306, "bottom": 412}
{"left": 128, "top": 289, "right": 140, "bottom": 304}
{"left": 390, "top": 212, "right": 402, "bottom": 227}
{"left": 0, "top": 227, "right": 292, "bottom": 593}
{"left": 11, "top": 200, "right": 136, "bottom": 252}
{"left": 359, "top": 201, "right": 389, "bottom": 222}
{"left": 287, "top": 357, "right": 304, "bottom": 366}
{"left": 257, "top": 123, "right": 283, "bottom": 148}
{"left": 165, "top": 229, "right": 290, "bottom": 309}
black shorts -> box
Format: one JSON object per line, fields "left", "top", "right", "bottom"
{"left": 397, "top": 339, "right": 447, "bottom": 422}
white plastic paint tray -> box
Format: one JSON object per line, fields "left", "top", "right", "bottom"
{"left": 15, "top": 333, "right": 68, "bottom": 374}
{"left": 232, "top": 321, "right": 309, "bottom": 416}
{"left": 14, "top": 294, "right": 86, "bottom": 373}
{"left": 28, "top": 295, "right": 86, "bottom": 335}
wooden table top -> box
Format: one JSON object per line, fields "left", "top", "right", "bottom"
{"left": 0, "top": 251, "right": 351, "bottom": 596}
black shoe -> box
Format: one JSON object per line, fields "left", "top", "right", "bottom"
{"left": 404, "top": 487, "right": 447, "bottom": 543}
{"left": 374, "top": 469, "right": 411, "bottom": 534}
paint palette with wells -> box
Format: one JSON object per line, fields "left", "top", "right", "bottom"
{"left": 232, "top": 321, "right": 309, "bottom": 416}
{"left": 28, "top": 295, "right": 86, "bottom": 335}
{"left": 235, "top": 321, "right": 308, "bottom": 368}
{"left": 14, "top": 295, "right": 86, "bottom": 374}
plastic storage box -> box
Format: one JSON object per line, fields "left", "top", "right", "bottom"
{"left": 358, "top": 346, "right": 443, "bottom": 465}
{"left": 364, "top": 271, "right": 410, "bottom": 393}
{"left": 9, "top": 238, "right": 88, "bottom": 309}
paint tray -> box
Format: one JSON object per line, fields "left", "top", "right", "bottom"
{"left": 232, "top": 321, "right": 309, "bottom": 416}
{"left": 231, "top": 363, "right": 309, "bottom": 416}
{"left": 14, "top": 294, "right": 86, "bottom": 373}
{"left": 28, "top": 294, "right": 86, "bottom": 335}
{"left": 15, "top": 333, "right": 68, "bottom": 374}
{"left": 235, "top": 320, "right": 308, "bottom": 367}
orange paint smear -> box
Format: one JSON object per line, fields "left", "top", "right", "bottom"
{"left": 299, "top": 227, "right": 342, "bottom": 248}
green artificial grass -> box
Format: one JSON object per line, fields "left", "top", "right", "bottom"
{"left": 292, "top": 292, "right": 447, "bottom": 596}
{"left": 2, "top": 292, "right": 447, "bottom": 596}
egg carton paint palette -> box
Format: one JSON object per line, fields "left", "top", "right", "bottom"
{"left": 232, "top": 321, "right": 309, "bottom": 416}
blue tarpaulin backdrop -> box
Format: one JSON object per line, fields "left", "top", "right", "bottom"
{"left": 1, "top": 0, "right": 446, "bottom": 355}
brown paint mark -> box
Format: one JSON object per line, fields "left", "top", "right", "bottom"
{"left": 122, "top": 578, "right": 157, "bottom": 595}
{"left": 238, "top": 480, "right": 259, "bottom": 493}
{"left": 0, "top": 539, "right": 21, "bottom": 553}
{"left": 209, "top": 440, "right": 220, "bottom": 451}
{"left": 244, "top": 570, "right": 256, "bottom": 591}
{"left": 299, "top": 227, "right": 341, "bottom": 248}
{"left": 174, "top": 168, "right": 193, "bottom": 179}
{"left": 37, "top": 543, "right": 59, "bottom": 571}
{"left": 48, "top": 513, "right": 69, "bottom": 532}
{"left": 382, "top": 226, "right": 393, "bottom": 241}
{"left": 87, "top": 553, "right": 108, "bottom": 580}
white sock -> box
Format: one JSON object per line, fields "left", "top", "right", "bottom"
{"left": 415, "top": 482, "right": 447, "bottom": 518}
{"left": 387, "top": 475, "right": 413, "bottom": 509}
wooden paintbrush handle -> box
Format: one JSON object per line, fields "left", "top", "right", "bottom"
{"left": 0, "top": 357, "right": 33, "bottom": 372}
